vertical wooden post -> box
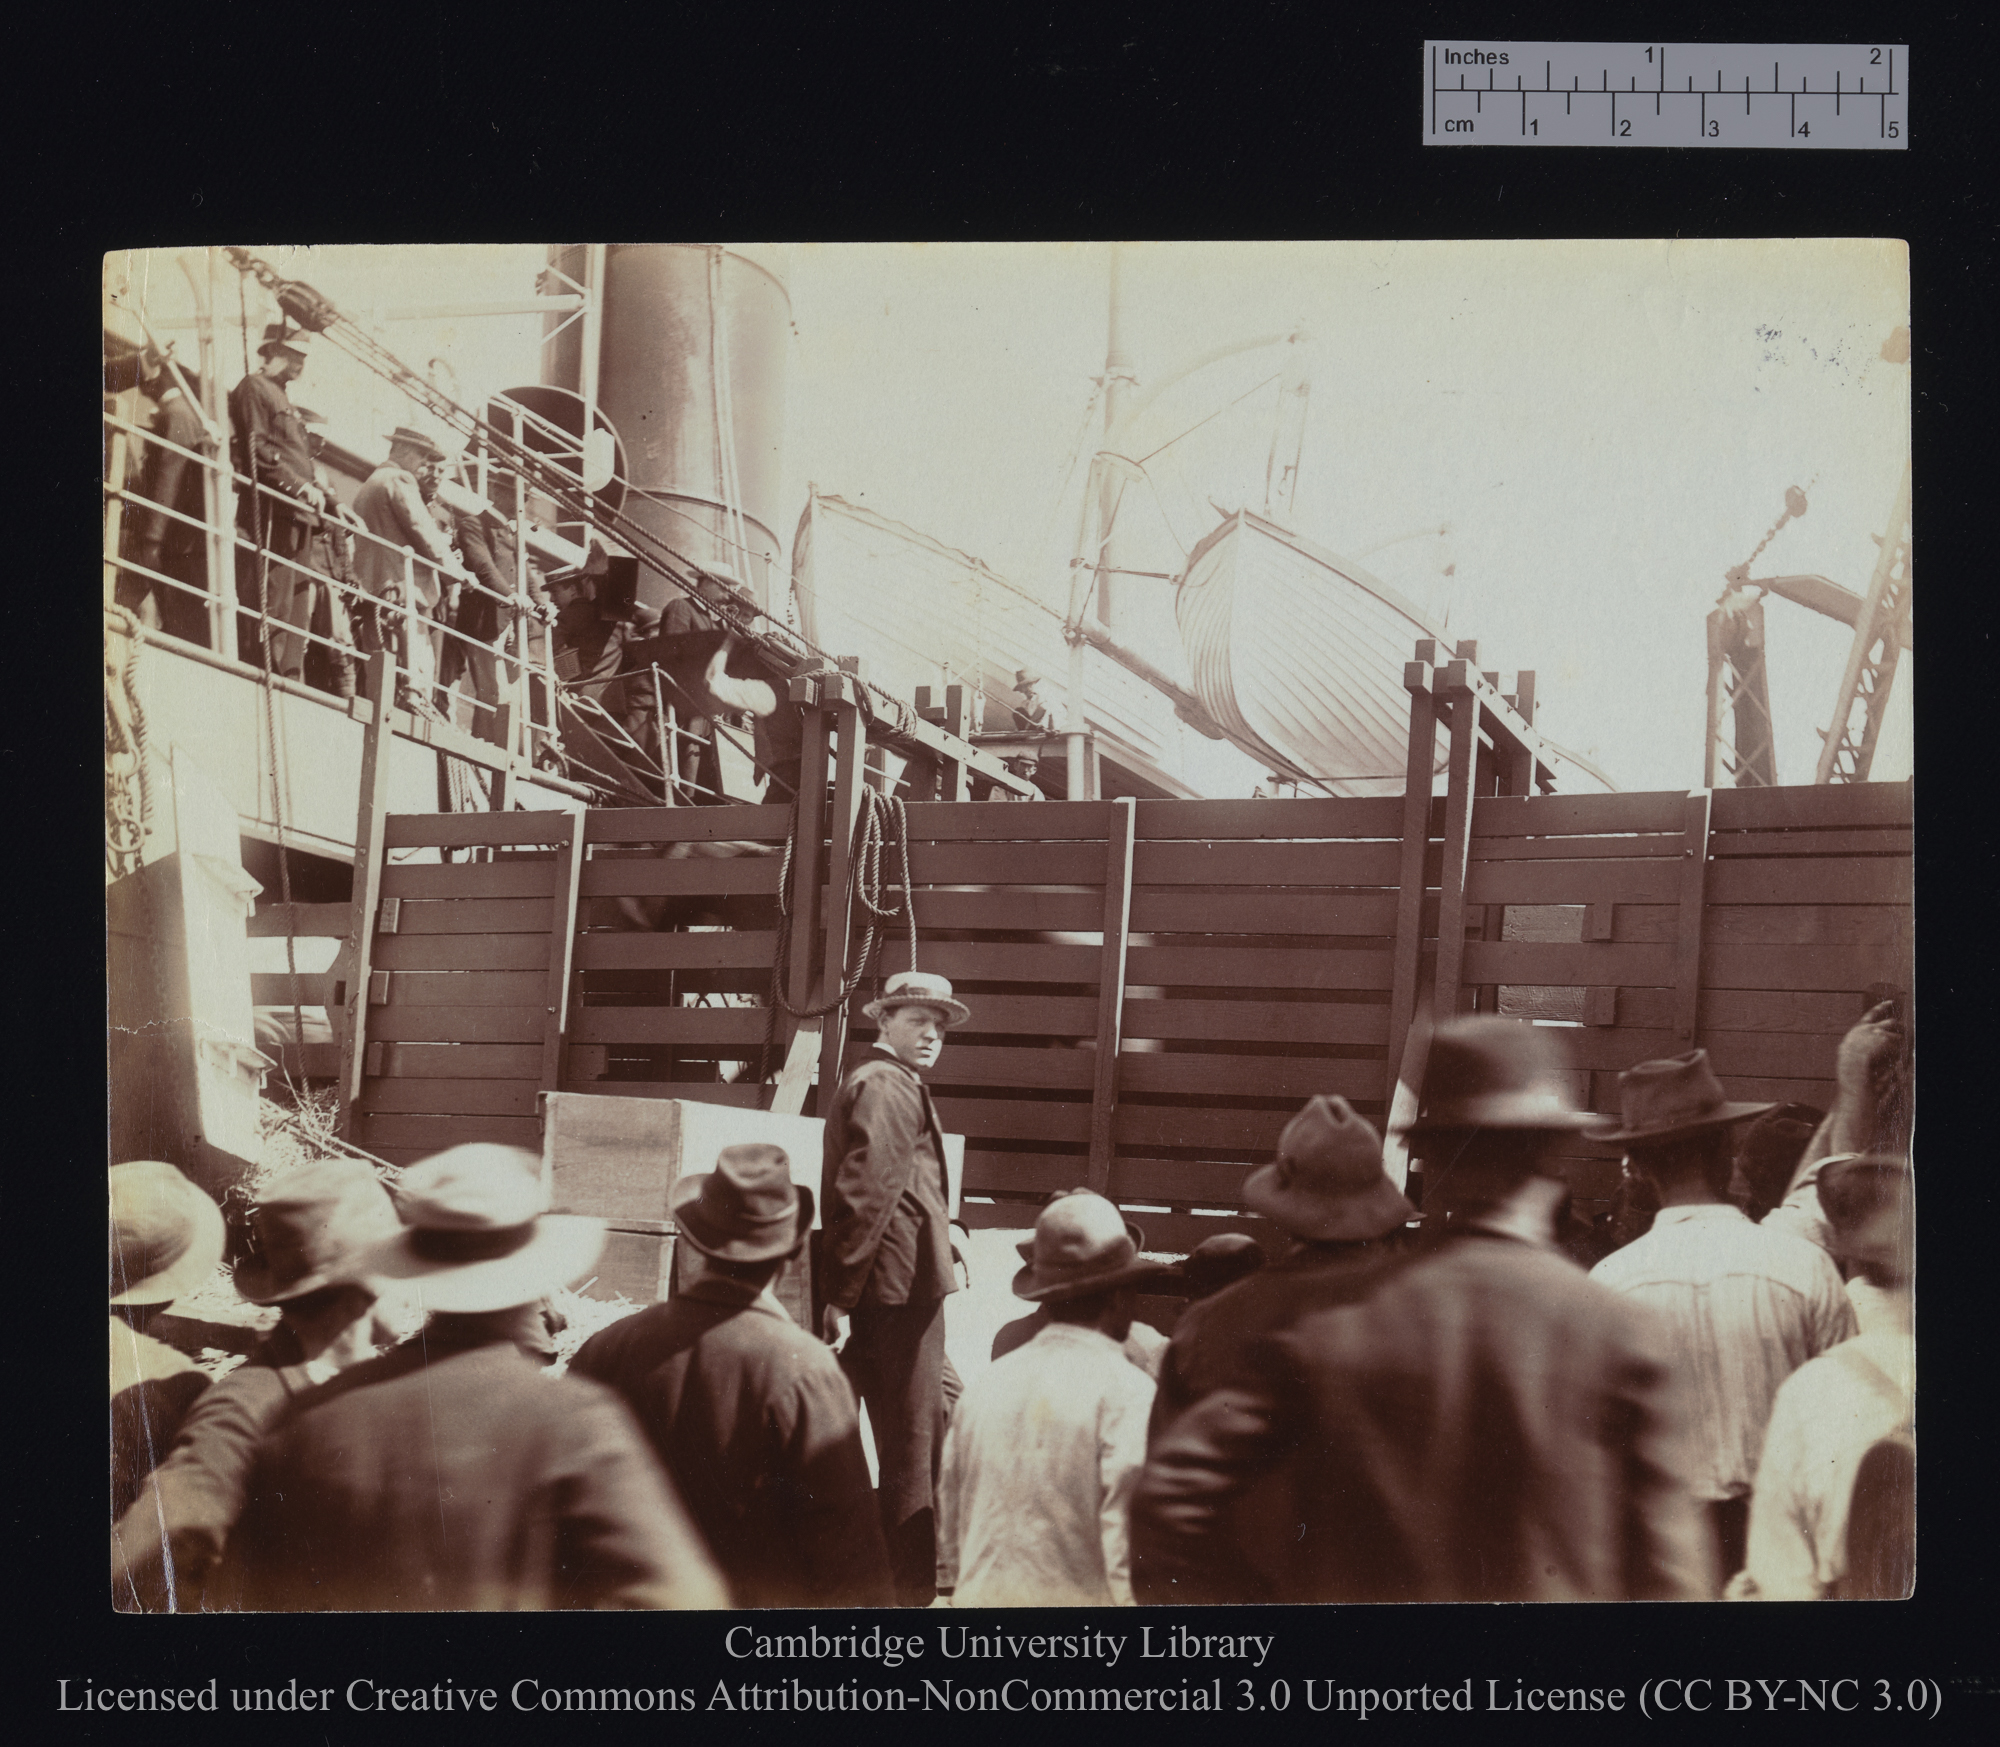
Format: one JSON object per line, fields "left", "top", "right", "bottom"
{"left": 337, "top": 650, "right": 396, "bottom": 1138}
{"left": 815, "top": 690, "right": 869, "bottom": 1103}
{"left": 942, "top": 683, "right": 971, "bottom": 803}
{"left": 540, "top": 809, "right": 588, "bottom": 1091}
{"left": 1086, "top": 799, "right": 1136, "bottom": 1194}
{"left": 1385, "top": 657, "right": 1437, "bottom": 1105}
{"left": 1671, "top": 788, "right": 1714, "bottom": 1047}
{"left": 1430, "top": 661, "right": 1480, "bottom": 1018}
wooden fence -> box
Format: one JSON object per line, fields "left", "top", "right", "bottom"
{"left": 337, "top": 775, "right": 1910, "bottom": 1242}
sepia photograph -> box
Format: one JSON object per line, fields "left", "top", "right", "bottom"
{"left": 104, "top": 238, "right": 1913, "bottom": 1617}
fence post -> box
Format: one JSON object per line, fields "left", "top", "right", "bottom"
{"left": 1385, "top": 655, "right": 1438, "bottom": 1105}
{"left": 1430, "top": 660, "right": 1479, "bottom": 1017}
{"left": 814, "top": 686, "right": 870, "bottom": 1102}
{"left": 540, "top": 810, "right": 588, "bottom": 1092}
{"left": 1086, "top": 798, "right": 1136, "bottom": 1194}
{"left": 1671, "top": 788, "right": 1714, "bottom": 1046}
{"left": 770, "top": 684, "right": 834, "bottom": 1107}
{"left": 337, "top": 649, "right": 396, "bottom": 1140}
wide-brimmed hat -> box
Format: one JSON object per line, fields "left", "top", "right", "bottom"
{"left": 257, "top": 323, "right": 313, "bottom": 358}
{"left": 382, "top": 425, "right": 446, "bottom": 459}
{"left": 359, "top": 1144, "right": 604, "bottom": 1314}
{"left": 863, "top": 970, "right": 971, "bottom": 1028}
{"left": 1014, "top": 668, "right": 1044, "bottom": 690}
{"left": 1588, "top": 1050, "right": 1775, "bottom": 1145}
{"left": 232, "top": 1159, "right": 403, "bottom": 1306}
{"left": 110, "top": 1161, "right": 227, "bottom": 1306}
{"left": 1817, "top": 1153, "right": 1914, "bottom": 1274}
{"left": 1405, "top": 1016, "right": 1598, "bottom": 1137}
{"left": 1242, "top": 1094, "right": 1415, "bottom": 1241}
{"left": 1012, "top": 1191, "right": 1169, "bottom": 1303}
{"left": 672, "top": 1144, "right": 814, "bottom": 1264}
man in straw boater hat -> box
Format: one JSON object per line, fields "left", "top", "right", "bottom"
{"left": 817, "top": 968, "right": 970, "bottom": 1607}
{"left": 1588, "top": 1049, "right": 1855, "bottom": 1589}
{"left": 571, "top": 1145, "right": 894, "bottom": 1608}
{"left": 226, "top": 1144, "right": 727, "bottom": 1611}
{"left": 112, "top": 1159, "right": 405, "bottom": 1611}
{"left": 1138, "top": 1017, "right": 1714, "bottom": 1603}
{"left": 938, "top": 1191, "right": 1170, "bottom": 1606}
{"left": 227, "top": 323, "right": 323, "bottom": 672}
{"left": 350, "top": 422, "right": 461, "bottom": 700}
{"left": 1736, "top": 1153, "right": 1915, "bottom": 1601}
{"left": 110, "top": 1161, "right": 227, "bottom": 1521}
{"left": 1131, "top": 1094, "right": 1414, "bottom": 1603}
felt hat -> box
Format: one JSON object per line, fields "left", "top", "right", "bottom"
{"left": 1015, "top": 1189, "right": 1146, "bottom": 1263}
{"left": 382, "top": 425, "right": 446, "bottom": 460}
{"left": 232, "top": 1159, "right": 403, "bottom": 1306}
{"left": 1242, "top": 1094, "right": 1415, "bottom": 1241}
{"left": 863, "top": 970, "right": 971, "bottom": 1028}
{"left": 1175, "top": 1232, "right": 1267, "bottom": 1297}
{"left": 294, "top": 405, "right": 327, "bottom": 426}
{"left": 110, "top": 1160, "right": 226, "bottom": 1306}
{"left": 1405, "top": 1016, "right": 1598, "bottom": 1137}
{"left": 257, "top": 323, "right": 313, "bottom": 358}
{"left": 671, "top": 1144, "right": 814, "bottom": 1264}
{"left": 359, "top": 1144, "right": 603, "bottom": 1314}
{"left": 1012, "top": 1191, "right": 1169, "bottom": 1303}
{"left": 1735, "top": 1102, "right": 1825, "bottom": 1203}
{"left": 1014, "top": 668, "right": 1044, "bottom": 690}
{"left": 1588, "top": 1050, "right": 1775, "bottom": 1145}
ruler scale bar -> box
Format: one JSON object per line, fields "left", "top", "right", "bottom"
{"left": 1424, "top": 42, "right": 1906, "bottom": 148}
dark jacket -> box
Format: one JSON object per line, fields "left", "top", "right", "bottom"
{"left": 571, "top": 1277, "right": 894, "bottom": 1608}
{"left": 226, "top": 373, "right": 314, "bottom": 541}
{"left": 818, "top": 1051, "right": 956, "bottom": 1312}
{"left": 1133, "top": 1228, "right": 1715, "bottom": 1604}
{"left": 452, "top": 510, "right": 520, "bottom": 644}
{"left": 227, "top": 1317, "right": 728, "bottom": 1611}
{"left": 112, "top": 1323, "right": 315, "bottom": 1612}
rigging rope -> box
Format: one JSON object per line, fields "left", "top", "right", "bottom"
{"left": 104, "top": 608, "right": 151, "bottom": 881}
{"left": 757, "top": 789, "right": 918, "bottom": 1080}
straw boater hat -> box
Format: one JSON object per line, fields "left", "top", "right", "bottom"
{"left": 1242, "top": 1094, "right": 1415, "bottom": 1242}
{"left": 359, "top": 1144, "right": 604, "bottom": 1314}
{"left": 1012, "top": 1191, "right": 1169, "bottom": 1304}
{"left": 232, "top": 1159, "right": 403, "bottom": 1307}
{"left": 1587, "top": 1050, "right": 1776, "bottom": 1146}
{"left": 672, "top": 1144, "right": 814, "bottom": 1265}
{"left": 382, "top": 425, "right": 446, "bottom": 460}
{"left": 257, "top": 323, "right": 313, "bottom": 358}
{"left": 863, "top": 970, "right": 971, "bottom": 1028}
{"left": 110, "top": 1161, "right": 227, "bottom": 1306}
{"left": 1405, "top": 1016, "right": 1598, "bottom": 1138}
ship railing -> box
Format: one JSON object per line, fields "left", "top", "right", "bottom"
{"left": 554, "top": 661, "right": 751, "bottom": 806}
{"left": 104, "top": 408, "right": 563, "bottom": 768}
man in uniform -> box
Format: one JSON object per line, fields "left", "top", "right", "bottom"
{"left": 227, "top": 324, "right": 321, "bottom": 672}
{"left": 120, "top": 348, "right": 213, "bottom": 643}
{"left": 817, "top": 969, "right": 967, "bottom": 1606}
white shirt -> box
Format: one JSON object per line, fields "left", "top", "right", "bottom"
{"left": 1736, "top": 1283, "right": 1914, "bottom": 1599}
{"left": 937, "top": 1321, "right": 1155, "bottom": 1606}
{"left": 1590, "top": 1203, "right": 1857, "bottom": 1500}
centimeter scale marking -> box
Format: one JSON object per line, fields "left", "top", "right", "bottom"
{"left": 1425, "top": 42, "right": 1907, "bottom": 149}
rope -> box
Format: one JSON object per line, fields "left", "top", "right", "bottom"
{"left": 104, "top": 608, "right": 151, "bottom": 880}
{"left": 757, "top": 790, "right": 919, "bottom": 1079}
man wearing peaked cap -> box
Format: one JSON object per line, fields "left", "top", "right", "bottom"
{"left": 229, "top": 324, "right": 324, "bottom": 675}
{"left": 112, "top": 1160, "right": 402, "bottom": 1611}
{"left": 938, "top": 1193, "right": 1169, "bottom": 1606}
{"left": 350, "top": 424, "right": 461, "bottom": 700}
{"left": 109, "top": 1161, "right": 226, "bottom": 1522}
{"left": 1131, "top": 1095, "right": 1413, "bottom": 1604}
{"left": 572, "top": 1145, "right": 894, "bottom": 1608}
{"left": 817, "top": 969, "right": 969, "bottom": 1606}
{"left": 1589, "top": 1050, "right": 1855, "bottom": 1589}
{"left": 1136, "top": 1017, "right": 1715, "bottom": 1604}
{"left": 226, "top": 1144, "right": 727, "bottom": 1611}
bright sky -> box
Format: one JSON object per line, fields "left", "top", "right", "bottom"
{"left": 108, "top": 239, "right": 1910, "bottom": 794}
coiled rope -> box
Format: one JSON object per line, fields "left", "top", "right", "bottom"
{"left": 758, "top": 789, "right": 919, "bottom": 1079}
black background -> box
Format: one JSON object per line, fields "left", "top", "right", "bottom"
{"left": 35, "top": 0, "right": 1993, "bottom": 1734}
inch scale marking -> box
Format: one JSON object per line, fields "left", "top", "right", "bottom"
{"left": 1425, "top": 42, "right": 1907, "bottom": 148}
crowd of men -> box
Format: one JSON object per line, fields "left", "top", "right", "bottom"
{"left": 111, "top": 967, "right": 1912, "bottom": 1611}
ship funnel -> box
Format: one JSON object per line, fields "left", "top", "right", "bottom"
{"left": 543, "top": 244, "right": 790, "bottom": 618}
